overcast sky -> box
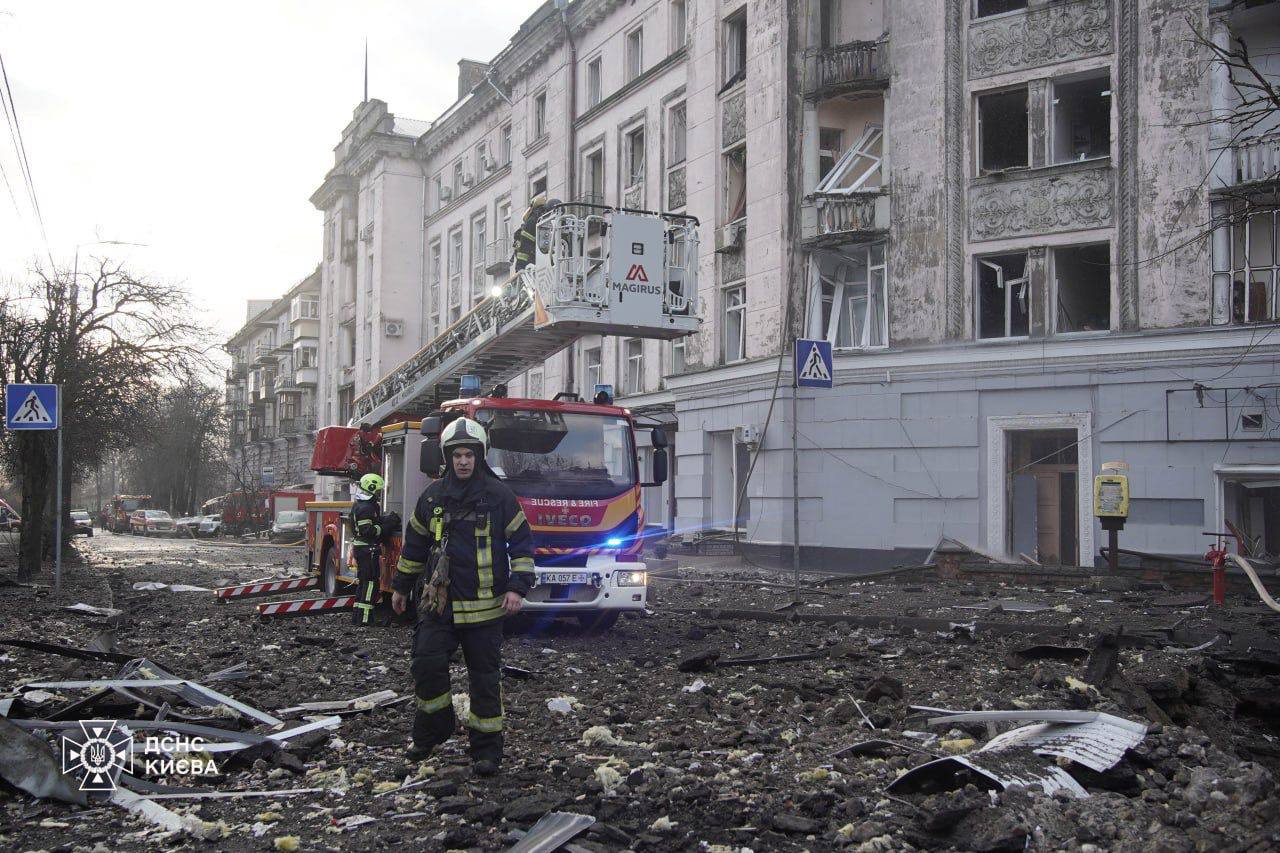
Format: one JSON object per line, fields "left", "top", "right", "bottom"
{"left": 0, "top": 0, "right": 542, "bottom": 346}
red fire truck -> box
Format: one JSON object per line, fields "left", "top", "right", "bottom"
{"left": 106, "top": 494, "right": 151, "bottom": 533}
{"left": 305, "top": 392, "right": 667, "bottom": 630}
{"left": 302, "top": 203, "right": 696, "bottom": 630}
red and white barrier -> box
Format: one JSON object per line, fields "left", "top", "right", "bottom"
{"left": 214, "top": 576, "right": 318, "bottom": 601}
{"left": 256, "top": 595, "right": 354, "bottom": 618}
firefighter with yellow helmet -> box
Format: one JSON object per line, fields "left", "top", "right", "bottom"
{"left": 351, "top": 472, "right": 385, "bottom": 626}
{"left": 391, "top": 416, "right": 535, "bottom": 774}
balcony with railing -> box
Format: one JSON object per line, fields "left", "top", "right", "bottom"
{"left": 1232, "top": 132, "right": 1280, "bottom": 185}
{"left": 294, "top": 366, "right": 319, "bottom": 387}
{"left": 484, "top": 238, "right": 511, "bottom": 276}
{"left": 801, "top": 192, "right": 889, "bottom": 243}
{"left": 806, "top": 40, "right": 888, "bottom": 98}
{"left": 339, "top": 301, "right": 356, "bottom": 326}
{"left": 227, "top": 362, "right": 247, "bottom": 381}
{"left": 253, "top": 342, "right": 278, "bottom": 364}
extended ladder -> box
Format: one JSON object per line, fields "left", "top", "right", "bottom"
{"left": 352, "top": 205, "right": 700, "bottom": 425}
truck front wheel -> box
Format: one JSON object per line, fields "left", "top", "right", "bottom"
{"left": 576, "top": 610, "right": 619, "bottom": 633}
{"left": 321, "top": 543, "right": 339, "bottom": 596}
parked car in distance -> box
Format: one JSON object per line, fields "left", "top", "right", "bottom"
{"left": 174, "top": 515, "right": 202, "bottom": 536}
{"left": 197, "top": 514, "right": 224, "bottom": 538}
{"left": 271, "top": 510, "right": 307, "bottom": 542}
{"left": 131, "top": 509, "right": 175, "bottom": 536}
{"left": 0, "top": 502, "right": 20, "bottom": 531}
{"left": 70, "top": 509, "right": 94, "bottom": 537}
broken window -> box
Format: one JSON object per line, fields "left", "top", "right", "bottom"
{"left": 1212, "top": 201, "right": 1277, "bottom": 325}
{"left": 470, "top": 214, "right": 487, "bottom": 305}
{"left": 624, "top": 338, "right": 644, "bottom": 395}
{"left": 816, "top": 124, "right": 883, "bottom": 193}
{"left": 724, "top": 9, "right": 747, "bottom": 87}
{"left": 977, "top": 252, "right": 1029, "bottom": 339}
{"left": 626, "top": 26, "right": 644, "bottom": 83}
{"left": 531, "top": 172, "right": 547, "bottom": 200}
{"left": 584, "top": 345, "right": 602, "bottom": 391}
{"left": 818, "top": 127, "right": 844, "bottom": 183}
{"left": 723, "top": 284, "right": 747, "bottom": 363}
{"left": 975, "top": 0, "right": 1027, "bottom": 17}
{"left": 670, "top": 0, "right": 687, "bottom": 50}
{"left": 626, "top": 125, "right": 645, "bottom": 187}
{"left": 587, "top": 57, "right": 602, "bottom": 108}
{"left": 1051, "top": 72, "right": 1111, "bottom": 164}
{"left": 1053, "top": 243, "right": 1111, "bottom": 333}
{"left": 818, "top": 0, "right": 839, "bottom": 49}
{"left": 977, "top": 88, "right": 1028, "bottom": 173}
{"left": 533, "top": 91, "right": 547, "bottom": 139}
{"left": 582, "top": 147, "right": 605, "bottom": 204}
{"left": 725, "top": 143, "right": 747, "bottom": 222}
{"left": 448, "top": 228, "right": 463, "bottom": 324}
{"left": 807, "top": 243, "right": 888, "bottom": 349}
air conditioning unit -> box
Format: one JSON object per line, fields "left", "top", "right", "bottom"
{"left": 359, "top": 222, "right": 374, "bottom": 243}
{"left": 460, "top": 171, "right": 475, "bottom": 188}
{"left": 734, "top": 425, "right": 759, "bottom": 448}
{"left": 481, "top": 154, "right": 497, "bottom": 173}
{"left": 717, "top": 220, "right": 745, "bottom": 252}
{"left": 383, "top": 320, "right": 405, "bottom": 337}
{"left": 440, "top": 185, "right": 454, "bottom": 202}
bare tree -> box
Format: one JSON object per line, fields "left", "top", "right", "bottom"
{"left": 0, "top": 260, "right": 214, "bottom": 581}
{"left": 121, "top": 374, "right": 227, "bottom": 515}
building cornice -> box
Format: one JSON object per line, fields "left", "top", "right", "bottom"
{"left": 663, "top": 325, "right": 1280, "bottom": 392}
{"left": 310, "top": 171, "right": 356, "bottom": 211}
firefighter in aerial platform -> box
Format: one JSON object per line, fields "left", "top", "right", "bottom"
{"left": 510, "top": 195, "right": 562, "bottom": 273}
{"left": 351, "top": 473, "right": 384, "bottom": 626}
{"left": 391, "top": 417, "right": 535, "bottom": 775}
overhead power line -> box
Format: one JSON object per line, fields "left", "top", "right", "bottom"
{"left": 0, "top": 46, "right": 53, "bottom": 266}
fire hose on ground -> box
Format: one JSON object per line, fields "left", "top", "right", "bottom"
{"left": 1229, "top": 553, "right": 1280, "bottom": 614}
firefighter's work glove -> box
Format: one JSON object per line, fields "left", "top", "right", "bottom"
{"left": 423, "top": 551, "right": 451, "bottom": 616}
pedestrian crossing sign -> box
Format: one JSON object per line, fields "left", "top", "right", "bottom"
{"left": 5, "top": 383, "right": 59, "bottom": 430}
{"left": 794, "top": 339, "right": 833, "bottom": 389}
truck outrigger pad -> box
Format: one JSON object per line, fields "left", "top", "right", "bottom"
{"left": 256, "top": 595, "right": 354, "bottom": 618}
{"left": 214, "top": 576, "right": 318, "bottom": 601}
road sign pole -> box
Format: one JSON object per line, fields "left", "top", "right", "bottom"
{"left": 791, "top": 368, "right": 800, "bottom": 602}
{"left": 54, "top": 386, "right": 62, "bottom": 594}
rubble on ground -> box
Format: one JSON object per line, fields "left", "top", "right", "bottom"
{"left": 1, "top": 533, "right": 1279, "bottom": 850}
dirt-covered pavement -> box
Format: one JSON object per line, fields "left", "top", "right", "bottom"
{"left": 3, "top": 532, "right": 1280, "bottom": 851}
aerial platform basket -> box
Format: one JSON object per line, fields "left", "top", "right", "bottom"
{"left": 352, "top": 204, "right": 701, "bottom": 425}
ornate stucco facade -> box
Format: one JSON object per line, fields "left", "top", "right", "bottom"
{"left": 306, "top": 0, "right": 1280, "bottom": 567}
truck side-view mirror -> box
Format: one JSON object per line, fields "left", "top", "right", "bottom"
{"left": 421, "top": 416, "right": 442, "bottom": 437}
{"left": 651, "top": 427, "right": 669, "bottom": 449}
{"left": 649, "top": 448, "right": 668, "bottom": 486}
{"left": 420, "top": 439, "right": 444, "bottom": 477}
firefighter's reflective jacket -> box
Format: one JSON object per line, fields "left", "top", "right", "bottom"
{"left": 393, "top": 473, "right": 535, "bottom": 625}
{"left": 511, "top": 201, "right": 545, "bottom": 272}
{"left": 351, "top": 496, "right": 382, "bottom": 546}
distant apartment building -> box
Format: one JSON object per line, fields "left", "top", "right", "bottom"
{"left": 310, "top": 0, "right": 1280, "bottom": 567}
{"left": 224, "top": 269, "right": 322, "bottom": 491}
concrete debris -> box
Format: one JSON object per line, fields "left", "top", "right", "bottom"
{"left": 7, "top": 533, "right": 1280, "bottom": 851}
{"left": 955, "top": 599, "right": 1052, "bottom": 614}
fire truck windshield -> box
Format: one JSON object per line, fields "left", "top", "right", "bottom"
{"left": 480, "top": 409, "right": 636, "bottom": 499}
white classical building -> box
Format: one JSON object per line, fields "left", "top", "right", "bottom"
{"left": 308, "top": 0, "right": 1280, "bottom": 569}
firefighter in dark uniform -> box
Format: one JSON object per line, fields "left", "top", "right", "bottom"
{"left": 511, "top": 195, "right": 546, "bottom": 272}
{"left": 391, "top": 417, "right": 535, "bottom": 775}
{"left": 351, "top": 473, "right": 384, "bottom": 626}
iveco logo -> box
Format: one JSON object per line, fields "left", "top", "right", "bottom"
{"left": 538, "top": 513, "right": 593, "bottom": 527}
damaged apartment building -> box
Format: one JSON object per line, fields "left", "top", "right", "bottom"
{"left": 224, "top": 269, "right": 323, "bottom": 492}
{"left": 305, "top": 0, "right": 1280, "bottom": 568}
